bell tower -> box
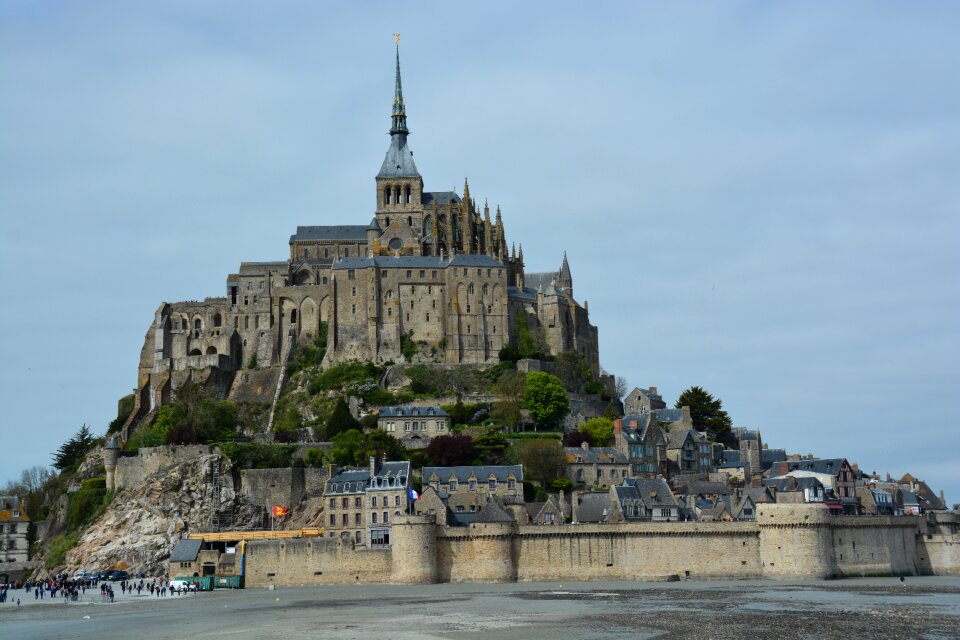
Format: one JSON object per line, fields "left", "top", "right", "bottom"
{"left": 375, "top": 35, "right": 425, "bottom": 254}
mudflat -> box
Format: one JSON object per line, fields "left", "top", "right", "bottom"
{"left": 2, "top": 577, "right": 959, "bottom": 639}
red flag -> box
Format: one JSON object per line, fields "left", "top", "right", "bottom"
{"left": 272, "top": 505, "right": 288, "bottom": 517}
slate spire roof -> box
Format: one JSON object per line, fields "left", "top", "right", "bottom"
{"left": 379, "top": 41, "right": 420, "bottom": 179}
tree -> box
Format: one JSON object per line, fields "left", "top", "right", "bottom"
{"left": 472, "top": 426, "right": 509, "bottom": 465}
{"left": 303, "top": 448, "right": 324, "bottom": 467}
{"left": 330, "top": 429, "right": 368, "bottom": 466}
{"left": 552, "top": 350, "right": 590, "bottom": 393}
{"left": 492, "top": 370, "right": 525, "bottom": 431}
{"left": 614, "top": 376, "right": 628, "bottom": 400}
{"left": 676, "top": 386, "right": 734, "bottom": 445}
{"left": 580, "top": 417, "right": 614, "bottom": 447}
{"left": 52, "top": 424, "right": 96, "bottom": 471}
{"left": 519, "top": 439, "right": 567, "bottom": 487}
{"left": 365, "top": 430, "right": 406, "bottom": 462}
{"left": 326, "top": 397, "right": 360, "bottom": 438}
{"left": 19, "top": 465, "right": 54, "bottom": 494}
{"left": 523, "top": 372, "right": 569, "bottom": 430}
{"left": 425, "top": 434, "right": 476, "bottom": 467}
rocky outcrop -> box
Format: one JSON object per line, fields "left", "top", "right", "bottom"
{"left": 63, "top": 454, "right": 263, "bottom": 576}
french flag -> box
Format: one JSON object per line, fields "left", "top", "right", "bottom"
{"left": 409, "top": 487, "right": 420, "bottom": 501}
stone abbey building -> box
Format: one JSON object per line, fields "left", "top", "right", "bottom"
{"left": 128, "top": 46, "right": 599, "bottom": 424}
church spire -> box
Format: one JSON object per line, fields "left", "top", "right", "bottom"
{"left": 560, "top": 251, "right": 573, "bottom": 297}
{"left": 390, "top": 34, "right": 408, "bottom": 135}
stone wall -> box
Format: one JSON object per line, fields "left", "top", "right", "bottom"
{"left": 240, "top": 505, "right": 960, "bottom": 586}
{"left": 244, "top": 537, "right": 391, "bottom": 586}
{"left": 239, "top": 467, "right": 328, "bottom": 513}
{"left": 114, "top": 445, "right": 211, "bottom": 489}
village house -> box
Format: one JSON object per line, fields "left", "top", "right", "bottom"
{"left": 768, "top": 458, "right": 858, "bottom": 514}
{"left": 0, "top": 496, "right": 30, "bottom": 564}
{"left": 764, "top": 475, "right": 826, "bottom": 504}
{"left": 423, "top": 464, "right": 523, "bottom": 515}
{"left": 523, "top": 495, "right": 565, "bottom": 525}
{"left": 564, "top": 442, "right": 630, "bottom": 489}
{"left": 665, "top": 428, "right": 714, "bottom": 477}
{"left": 611, "top": 478, "right": 680, "bottom": 522}
{"left": 378, "top": 406, "right": 450, "bottom": 449}
{"left": 324, "top": 458, "right": 411, "bottom": 547}
{"left": 614, "top": 413, "right": 668, "bottom": 478}
{"left": 623, "top": 386, "right": 666, "bottom": 415}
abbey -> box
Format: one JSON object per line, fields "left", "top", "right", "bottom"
{"left": 128, "top": 46, "right": 599, "bottom": 421}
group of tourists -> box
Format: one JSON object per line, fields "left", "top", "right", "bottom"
{"left": 0, "top": 574, "right": 202, "bottom": 606}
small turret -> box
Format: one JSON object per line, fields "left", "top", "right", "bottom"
{"left": 559, "top": 251, "right": 573, "bottom": 297}
{"left": 104, "top": 436, "right": 120, "bottom": 491}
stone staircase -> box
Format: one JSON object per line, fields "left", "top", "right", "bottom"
{"left": 266, "top": 330, "right": 296, "bottom": 433}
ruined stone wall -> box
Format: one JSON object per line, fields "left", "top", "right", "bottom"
{"left": 244, "top": 537, "right": 391, "bottom": 586}
{"left": 114, "top": 445, "right": 211, "bottom": 489}
{"left": 239, "top": 467, "right": 328, "bottom": 513}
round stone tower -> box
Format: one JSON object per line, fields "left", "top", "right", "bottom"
{"left": 104, "top": 436, "right": 120, "bottom": 491}
{"left": 390, "top": 514, "right": 438, "bottom": 584}
{"left": 757, "top": 503, "right": 835, "bottom": 579}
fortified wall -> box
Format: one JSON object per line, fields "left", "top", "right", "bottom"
{"left": 243, "top": 505, "right": 960, "bottom": 587}
{"left": 114, "top": 445, "right": 212, "bottom": 489}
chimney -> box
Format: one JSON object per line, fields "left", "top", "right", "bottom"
{"left": 369, "top": 456, "right": 377, "bottom": 476}
{"left": 614, "top": 418, "right": 622, "bottom": 434}
{"left": 581, "top": 441, "right": 590, "bottom": 451}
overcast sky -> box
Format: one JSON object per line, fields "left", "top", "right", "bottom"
{"left": 1, "top": 2, "right": 957, "bottom": 503}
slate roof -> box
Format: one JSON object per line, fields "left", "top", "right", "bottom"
{"left": 576, "top": 492, "right": 613, "bottom": 523}
{"left": 666, "top": 428, "right": 695, "bottom": 449}
{"left": 368, "top": 461, "right": 410, "bottom": 491}
{"left": 616, "top": 478, "right": 679, "bottom": 510}
{"left": 652, "top": 408, "right": 684, "bottom": 423}
{"left": 675, "top": 480, "right": 733, "bottom": 496}
{"left": 525, "top": 271, "right": 559, "bottom": 293}
{"left": 771, "top": 458, "right": 849, "bottom": 477}
{"left": 721, "top": 450, "right": 742, "bottom": 465}
{"left": 380, "top": 406, "right": 450, "bottom": 418}
{"left": 424, "top": 465, "right": 523, "bottom": 484}
{"left": 169, "top": 539, "right": 202, "bottom": 563}
{"left": 290, "top": 225, "right": 369, "bottom": 243}
{"left": 565, "top": 447, "right": 628, "bottom": 464}
{"left": 474, "top": 497, "right": 516, "bottom": 523}
{"left": 367, "top": 217, "right": 380, "bottom": 231}
{"left": 332, "top": 254, "right": 504, "bottom": 270}
{"left": 764, "top": 475, "right": 824, "bottom": 492}
{"left": 325, "top": 469, "right": 371, "bottom": 494}
{"left": 377, "top": 134, "right": 420, "bottom": 178}
{"left": 422, "top": 191, "right": 461, "bottom": 206}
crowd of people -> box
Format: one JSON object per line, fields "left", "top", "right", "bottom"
{"left": 1, "top": 574, "right": 202, "bottom": 607}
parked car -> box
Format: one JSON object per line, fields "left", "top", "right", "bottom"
{"left": 109, "top": 570, "right": 130, "bottom": 581}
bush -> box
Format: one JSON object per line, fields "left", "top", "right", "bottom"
{"left": 303, "top": 448, "right": 324, "bottom": 467}
{"left": 80, "top": 477, "right": 106, "bottom": 491}
{"left": 310, "top": 362, "right": 385, "bottom": 393}
{"left": 67, "top": 486, "right": 113, "bottom": 531}
{"left": 219, "top": 442, "right": 298, "bottom": 469}
{"left": 400, "top": 331, "right": 419, "bottom": 361}
{"left": 549, "top": 477, "right": 573, "bottom": 493}
{"left": 405, "top": 364, "right": 438, "bottom": 395}
{"left": 580, "top": 417, "right": 614, "bottom": 447}
{"left": 45, "top": 532, "right": 80, "bottom": 570}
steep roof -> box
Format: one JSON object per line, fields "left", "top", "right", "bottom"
{"left": 377, "top": 133, "right": 420, "bottom": 178}
{"left": 576, "top": 492, "right": 613, "bottom": 523}
{"left": 424, "top": 465, "right": 523, "bottom": 484}
{"left": 326, "top": 469, "right": 371, "bottom": 494}
{"left": 618, "top": 478, "right": 679, "bottom": 509}
{"left": 169, "top": 539, "right": 202, "bottom": 563}
{"left": 771, "top": 458, "right": 849, "bottom": 477}
{"left": 652, "top": 408, "right": 684, "bottom": 423}
{"left": 565, "top": 447, "right": 627, "bottom": 464}
{"left": 422, "top": 191, "right": 461, "bottom": 206}
{"left": 474, "top": 497, "right": 516, "bottom": 523}
{"left": 290, "top": 225, "right": 369, "bottom": 243}
{"left": 332, "top": 254, "right": 504, "bottom": 270}
{"left": 379, "top": 406, "right": 449, "bottom": 418}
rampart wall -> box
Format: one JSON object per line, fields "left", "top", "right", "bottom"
{"left": 240, "top": 467, "right": 328, "bottom": 512}
{"left": 241, "top": 505, "right": 960, "bottom": 587}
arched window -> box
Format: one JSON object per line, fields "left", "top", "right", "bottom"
{"left": 404, "top": 185, "right": 411, "bottom": 203}
{"left": 467, "top": 283, "right": 474, "bottom": 296}
{"left": 213, "top": 313, "right": 222, "bottom": 327}
{"left": 194, "top": 318, "right": 202, "bottom": 333}
{"left": 189, "top": 348, "right": 202, "bottom": 356}
{"left": 384, "top": 187, "right": 391, "bottom": 205}
{"left": 393, "top": 186, "right": 400, "bottom": 205}
{"left": 205, "top": 346, "right": 217, "bottom": 355}
{"left": 291, "top": 309, "right": 297, "bottom": 324}
{"left": 482, "top": 284, "right": 488, "bottom": 297}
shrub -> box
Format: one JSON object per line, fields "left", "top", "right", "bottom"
{"left": 303, "top": 448, "right": 324, "bottom": 467}
{"left": 219, "top": 442, "right": 298, "bottom": 469}
{"left": 405, "top": 364, "right": 437, "bottom": 395}
{"left": 45, "top": 532, "right": 81, "bottom": 570}
{"left": 400, "top": 331, "right": 419, "bottom": 361}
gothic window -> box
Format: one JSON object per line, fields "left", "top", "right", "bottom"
{"left": 194, "top": 318, "right": 202, "bottom": 332}
{"left": 467, "top": 284, "right": 474, "bottom": 295}
{"left": 393, "top": 186, "right": 400, "bottom": 204}
{"left": 213, "top": 313, "right": 222, "bottom": 327}
{"left": 384, "top": 187, "right": 391, "bottom": 205}
{"left": 405, "top": 185, "right": 411, "bottom": 203}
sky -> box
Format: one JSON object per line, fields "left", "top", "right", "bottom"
{"left": 1, "top": 2, "right": 958, "bottom": 503}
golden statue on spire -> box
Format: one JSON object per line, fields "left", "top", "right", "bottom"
{"left": 394, "top": 33, "right": 400, "bottom": 47}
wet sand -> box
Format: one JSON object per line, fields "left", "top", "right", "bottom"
{"left": 2, "top": 576, "right": 959, "bottom": 639}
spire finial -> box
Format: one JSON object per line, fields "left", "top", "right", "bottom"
{"left": 390, "top": 34, "right": 408, "bottom": 135}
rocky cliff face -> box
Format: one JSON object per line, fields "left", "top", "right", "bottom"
{"left": 64, "top": 454, "right": 262, "bottom": 576}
